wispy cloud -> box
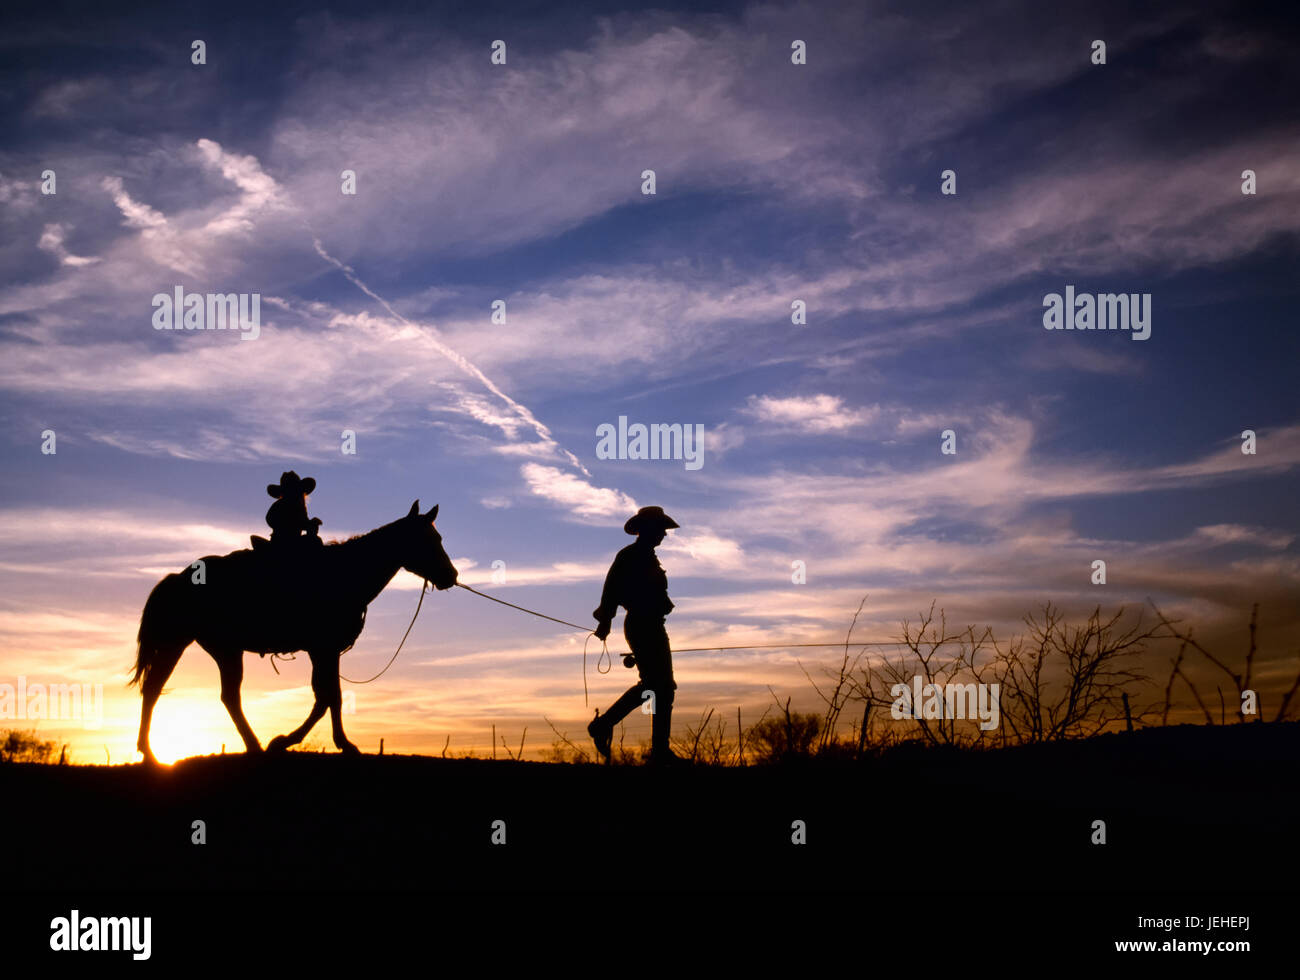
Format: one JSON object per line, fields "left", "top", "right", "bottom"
{"left": 743, "top": 393, "right": 878, "bottom": 433}
{"left": 37, "top": 223, "right": 100, "bottom": 267}
{"left": 519, "top": 464, "right": 636, "bottom": 521}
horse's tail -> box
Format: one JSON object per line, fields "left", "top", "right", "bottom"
{"left": 130, "top": 572, "right": 193, "bottom": 688}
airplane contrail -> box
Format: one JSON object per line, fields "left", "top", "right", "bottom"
{"left": 310, "top": 235, "right": 592, "bottom": 478}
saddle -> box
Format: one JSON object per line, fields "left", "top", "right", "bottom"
{"left": 245, "top": 535, "right": 327, "bottom": 645}
{"left": 248, "top": 534, "right": 326, "bottom": 590}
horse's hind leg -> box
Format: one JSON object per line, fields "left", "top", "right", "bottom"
{"left": 137, "top": 644, "right": 185, "bottom": 765}
{"left": 211, "top": 651, "right": 261, "bottom": 755}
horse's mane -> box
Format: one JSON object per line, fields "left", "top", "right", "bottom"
{"left": 321, "top": 517, "right": 406, "bottom": 550}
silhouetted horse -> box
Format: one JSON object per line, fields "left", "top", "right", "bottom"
{"left": 130, "top": 501, "right": 458, "bottom": 763}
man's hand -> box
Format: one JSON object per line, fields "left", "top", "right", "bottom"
{"left": 593, "top": 621, "right": 611, "bottom": 641}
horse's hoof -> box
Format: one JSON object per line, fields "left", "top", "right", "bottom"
{"left": 267, "top": 735, "right": 292, "bottom": 753}
{"left": 245, "top": 743, "right": 264, "bottom": 756}
{"left": 338, "top": 741, "right": 361, "bottom": 756}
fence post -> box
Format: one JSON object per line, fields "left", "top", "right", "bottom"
{"left": 736, "top": 707, "right": 743, "bottom": 766}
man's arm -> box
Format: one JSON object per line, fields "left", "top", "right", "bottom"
{"left": 591, "top": 552, "right": 624, "bottom": 640}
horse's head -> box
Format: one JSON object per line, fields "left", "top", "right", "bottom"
{"left": 400, "top": 500, "right": 459, "bottom": 590}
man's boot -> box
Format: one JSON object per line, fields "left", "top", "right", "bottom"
{"left": 587, "top": 710, "right": 612, "bottom": 762}
{"left": 589, "top": 686, "right": 642, "bottom": 762}
{"left": 650, "top": 698, "right": 688, "bottom": 766}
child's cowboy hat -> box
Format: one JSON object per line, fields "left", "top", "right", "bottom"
{"left": 267, "top": 471, "right": 317, "bottom": 498}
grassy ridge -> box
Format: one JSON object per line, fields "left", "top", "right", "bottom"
{"left": 3, "top": 721, "right": 1295, "bottom": 893}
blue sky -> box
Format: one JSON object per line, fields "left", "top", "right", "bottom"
{"left": 1, "top": 0, "right": 1298, "bottom": 761}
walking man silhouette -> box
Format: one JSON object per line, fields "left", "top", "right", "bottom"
{"left": 588, "top": 506, "right": 688, "bottom": 766}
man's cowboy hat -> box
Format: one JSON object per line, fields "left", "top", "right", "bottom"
{"left": 624, "top": 506, "right": 680, "bottom": 535}
{"left": 266, "top": 471, "right": 317, "bottom": 498}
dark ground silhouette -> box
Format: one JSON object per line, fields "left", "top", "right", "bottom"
{"left": 5, "top": 721, "right": 1294, "bottom": 892}
{"left": 3, "top": 721, "right": 1294, "bottom": 965}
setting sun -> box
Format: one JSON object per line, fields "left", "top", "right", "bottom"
{"left": 141, "top": 696, "right": 231, "bottom": 764}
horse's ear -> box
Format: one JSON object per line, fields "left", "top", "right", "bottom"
{"left": 425, "top": 504, "right": 439, "bottom": 522}
{"left": 408, "top": 500, "right": 420, "bottom": 518}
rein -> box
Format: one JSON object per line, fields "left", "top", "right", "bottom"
{"left": 339, "top": 579, "right": 429, "bottom": 684}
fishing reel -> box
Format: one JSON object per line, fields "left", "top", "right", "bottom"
{"left": 622, "top": 655, "right": 637, "bottom": 669}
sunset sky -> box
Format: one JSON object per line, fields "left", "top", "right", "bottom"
{"left": 1, "top": 0, "right": 1297, "bottom": 763}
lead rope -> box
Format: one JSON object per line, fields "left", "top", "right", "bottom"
{"left": 339, "top": 581, "right": 903, "bottom": 696}
{"left": 582, "top": 632, "right": 613, "bottom": 707}
{"left": 454, "top": 582, "right": 593, "bottom": 631}
{"left": 452, "top": 584, "right": 912, "bottom": 700}
{"left": 454, "top": 583, "right": 608, "bottom": 705}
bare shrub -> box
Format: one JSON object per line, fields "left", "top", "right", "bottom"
{"left": 993, "top": 603, "right": 1156, "bottom": 742}
{"left": 1, "top": 729, "right": 59, "bottom": 763}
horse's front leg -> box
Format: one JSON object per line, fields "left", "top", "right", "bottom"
{"left": 267, "top": 699, "right": 326, "bottom": 752}
{"left": 320, "top": 651, "right": 359, "bottom": 755}
{"left": 266, "top": 655, "right": 328, "bottom": 753}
